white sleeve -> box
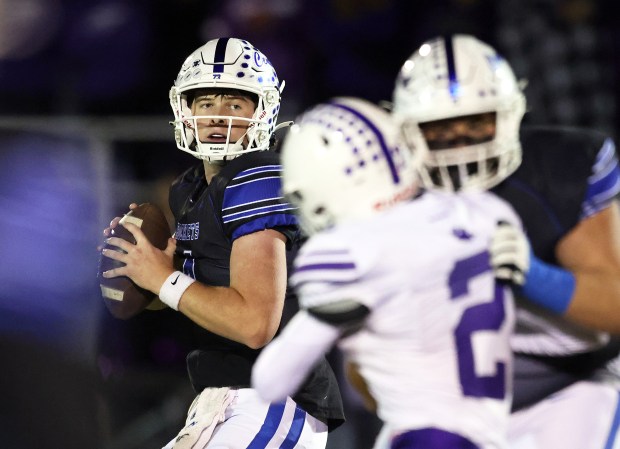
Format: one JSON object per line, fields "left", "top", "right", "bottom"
{"left": 251, "top": 310, "right": 341, "bottom": 403}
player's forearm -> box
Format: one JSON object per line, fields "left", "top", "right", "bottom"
{"left": 252, "top": 332, "right": 308, "bottom": 403}
{"left": 178, "top": 282, "right": 283, "bottom": 348}
{"left": 252, "top": 311, "right": 340, "bottom": 402}
{"left": 516, "top": 257, "right": 620, "bottom": 334}
{"left": 565, "top": 270, "right": 620, "bottom": 334}
{"left": 554, "top": 203, "right": 620, "bottom": 333}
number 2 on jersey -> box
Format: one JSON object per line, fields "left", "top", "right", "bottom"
{"left": 449, "top": 251, "right": 507, "bottom": 399}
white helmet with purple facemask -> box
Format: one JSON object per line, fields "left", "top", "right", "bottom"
{"left": 169, "top": 38, "right": 285, "bottom": 162}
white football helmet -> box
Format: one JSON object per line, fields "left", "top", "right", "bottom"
{"left": 169, "top": 38, "right": 284, "bottom": 162}
{"left": 281, "top": 97, "right": 423, "bottom": 235}
{"left": 392, "top": 34, "right": 526, "bottom": 191}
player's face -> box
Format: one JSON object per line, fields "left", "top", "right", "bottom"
{"left": 419, "top": 112, "right": 496, "bottom": 150}
{"left": 191, "top": 92, "right": 257, "bottom": 145}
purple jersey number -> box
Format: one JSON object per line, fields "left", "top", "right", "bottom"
{"left": 449, "top": 251, "right": 506, "bottom": 399}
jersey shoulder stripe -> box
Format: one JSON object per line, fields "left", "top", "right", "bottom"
{"left": 590, "top": 138, "right": 617, "bottom": 182}
{"left": 230, "top": 213, "right": 298, "bottom": 241}
{"left": 223, "top": 165, "right": 289, "bottom": 212}
{"left": 229, "top": 165, "right": 282, "bottom": 182}
{"left": 223, "top": 201, "right": 297, "bottom": 223}
{"left": 582, "top": 138, "right": 620, "bottom": 218}
{"left": 221, "top": 162, "right": 298, "bottom": 240}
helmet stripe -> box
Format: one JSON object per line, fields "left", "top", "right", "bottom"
{"left": 213, "top": 37, "right": 230, "bottom": 73}
{"left": 331, "top": 102, "right": 400, "bottom": 184}
{"left": 444, "top": 36, "right": 460, "bottom": 101}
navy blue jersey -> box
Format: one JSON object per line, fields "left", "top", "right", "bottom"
{"left": 492, "top": 125, "right": 620, "bottom": 410}
{"left": 493, "top": 126, "right": 609, "bottom": 261}
{"left": 168, "top": 151, "right": 344, "bottom": 430}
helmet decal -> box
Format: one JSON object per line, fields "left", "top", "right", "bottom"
{"left": 444, "top": 36, "right": 460, "bottom": 102}
{"left": 213, "top": 37, "right": 229, "bottom": 72}
{"left": 330, "top": 101, "right": 401, "bottom": 184}
{"left": 280, "top": 97, "right": 424, "bottom": 235}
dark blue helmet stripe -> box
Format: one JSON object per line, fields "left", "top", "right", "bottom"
{"left": 444, "top": 36, "right": 459, "bottom": 100}
{"left": 213, "top": 37, "right": 230, "bottom": 73}
{"left": 331, "top": 101, "right": 400, "bottom": 184}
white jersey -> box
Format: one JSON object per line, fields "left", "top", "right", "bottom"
{"left": 291, "top": 190, "right": 519, "bottom": 449}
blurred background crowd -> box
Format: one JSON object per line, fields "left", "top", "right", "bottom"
{"left": 0, "top": 0, "right": 618, "bottom": 448}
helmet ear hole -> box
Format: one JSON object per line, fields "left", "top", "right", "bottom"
{"left": 286, "top": 190, "right": 304, "bottom": 202}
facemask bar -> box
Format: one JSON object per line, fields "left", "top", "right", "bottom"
{"left": 170, "top": 89, "right": 278, "bottom": 161}
{"left": 422, "top": 141, "right": 503, "bottom": 192}
{"left": 401, "top": 103, "right": 523, "bottom": 192}
{"left": 175, "top": 114, "right": 273, "bottom": 160}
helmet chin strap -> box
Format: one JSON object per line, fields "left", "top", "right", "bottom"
{"left": 189, "top": 115, "right": 287, "bottom": 160}
{"left": 191, "top": 122, "right": 250, "bottom": 161}
{"left": 193, "top": 138, "right": 245, "bottom": 162}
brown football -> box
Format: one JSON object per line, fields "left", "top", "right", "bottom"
{"left": 98, "top": 203, "right": 171, "bottom": 319}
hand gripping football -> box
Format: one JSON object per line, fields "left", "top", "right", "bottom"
{"left": 99, "top": 203, "right": 171, "bottom": 319}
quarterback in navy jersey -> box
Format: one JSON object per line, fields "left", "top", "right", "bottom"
{"left": 102, "top": 38, "right": 343, "bottom": 449}
{"left": 390, "top": 34, "right": 620, "bottom": 449}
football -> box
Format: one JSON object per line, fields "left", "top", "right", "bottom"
{"left": 98, "top": 203, "right": 171, "bottom": 319}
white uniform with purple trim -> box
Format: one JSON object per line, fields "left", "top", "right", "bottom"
{"left": 368, "top": 129, "right": 620, "bottom": 449}
{"left": 254, "top": 189, "right": 521, "bottom": 449}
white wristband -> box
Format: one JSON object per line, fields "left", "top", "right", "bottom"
{"left": 159, "top": 271, "right": 195, "bottom": 311}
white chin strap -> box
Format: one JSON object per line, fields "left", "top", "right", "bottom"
{"left": 184, "top": 116, "right": 251, "bottom": 161}
{"left": 195, "top": 135, "right": 246, "bottom": 162}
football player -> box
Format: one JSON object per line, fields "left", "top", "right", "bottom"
{"left": 252, "top": 97, "right": 521, "bottom": 449}
{"left": 101, "top": 38, "right": 344, "bottom": 449}
{"left": 389, "top": 34, "right": 620, "bottom": 449}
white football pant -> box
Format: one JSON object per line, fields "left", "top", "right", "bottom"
{"left": 162, "top": 388, "right": 328, "bottom": 449}
{"left": 509, "top": 381, "right": 620, "bottom": 449}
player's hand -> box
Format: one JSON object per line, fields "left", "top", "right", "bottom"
{"left": 102, "top": 221, "right": 177, "bottom": 293}
{"left": 490, "top": 221, "right": 530, "bottom": 285}
{"left": 98, "top": 203, "right": 139, "bottom": 251}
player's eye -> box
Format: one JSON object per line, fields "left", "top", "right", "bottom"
{"left": 193, "top": 100, "right": 212, "bottom": 111}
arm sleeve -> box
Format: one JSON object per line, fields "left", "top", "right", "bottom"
{"left": 252, "top": 310, "right": 341, "bottom": 403}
